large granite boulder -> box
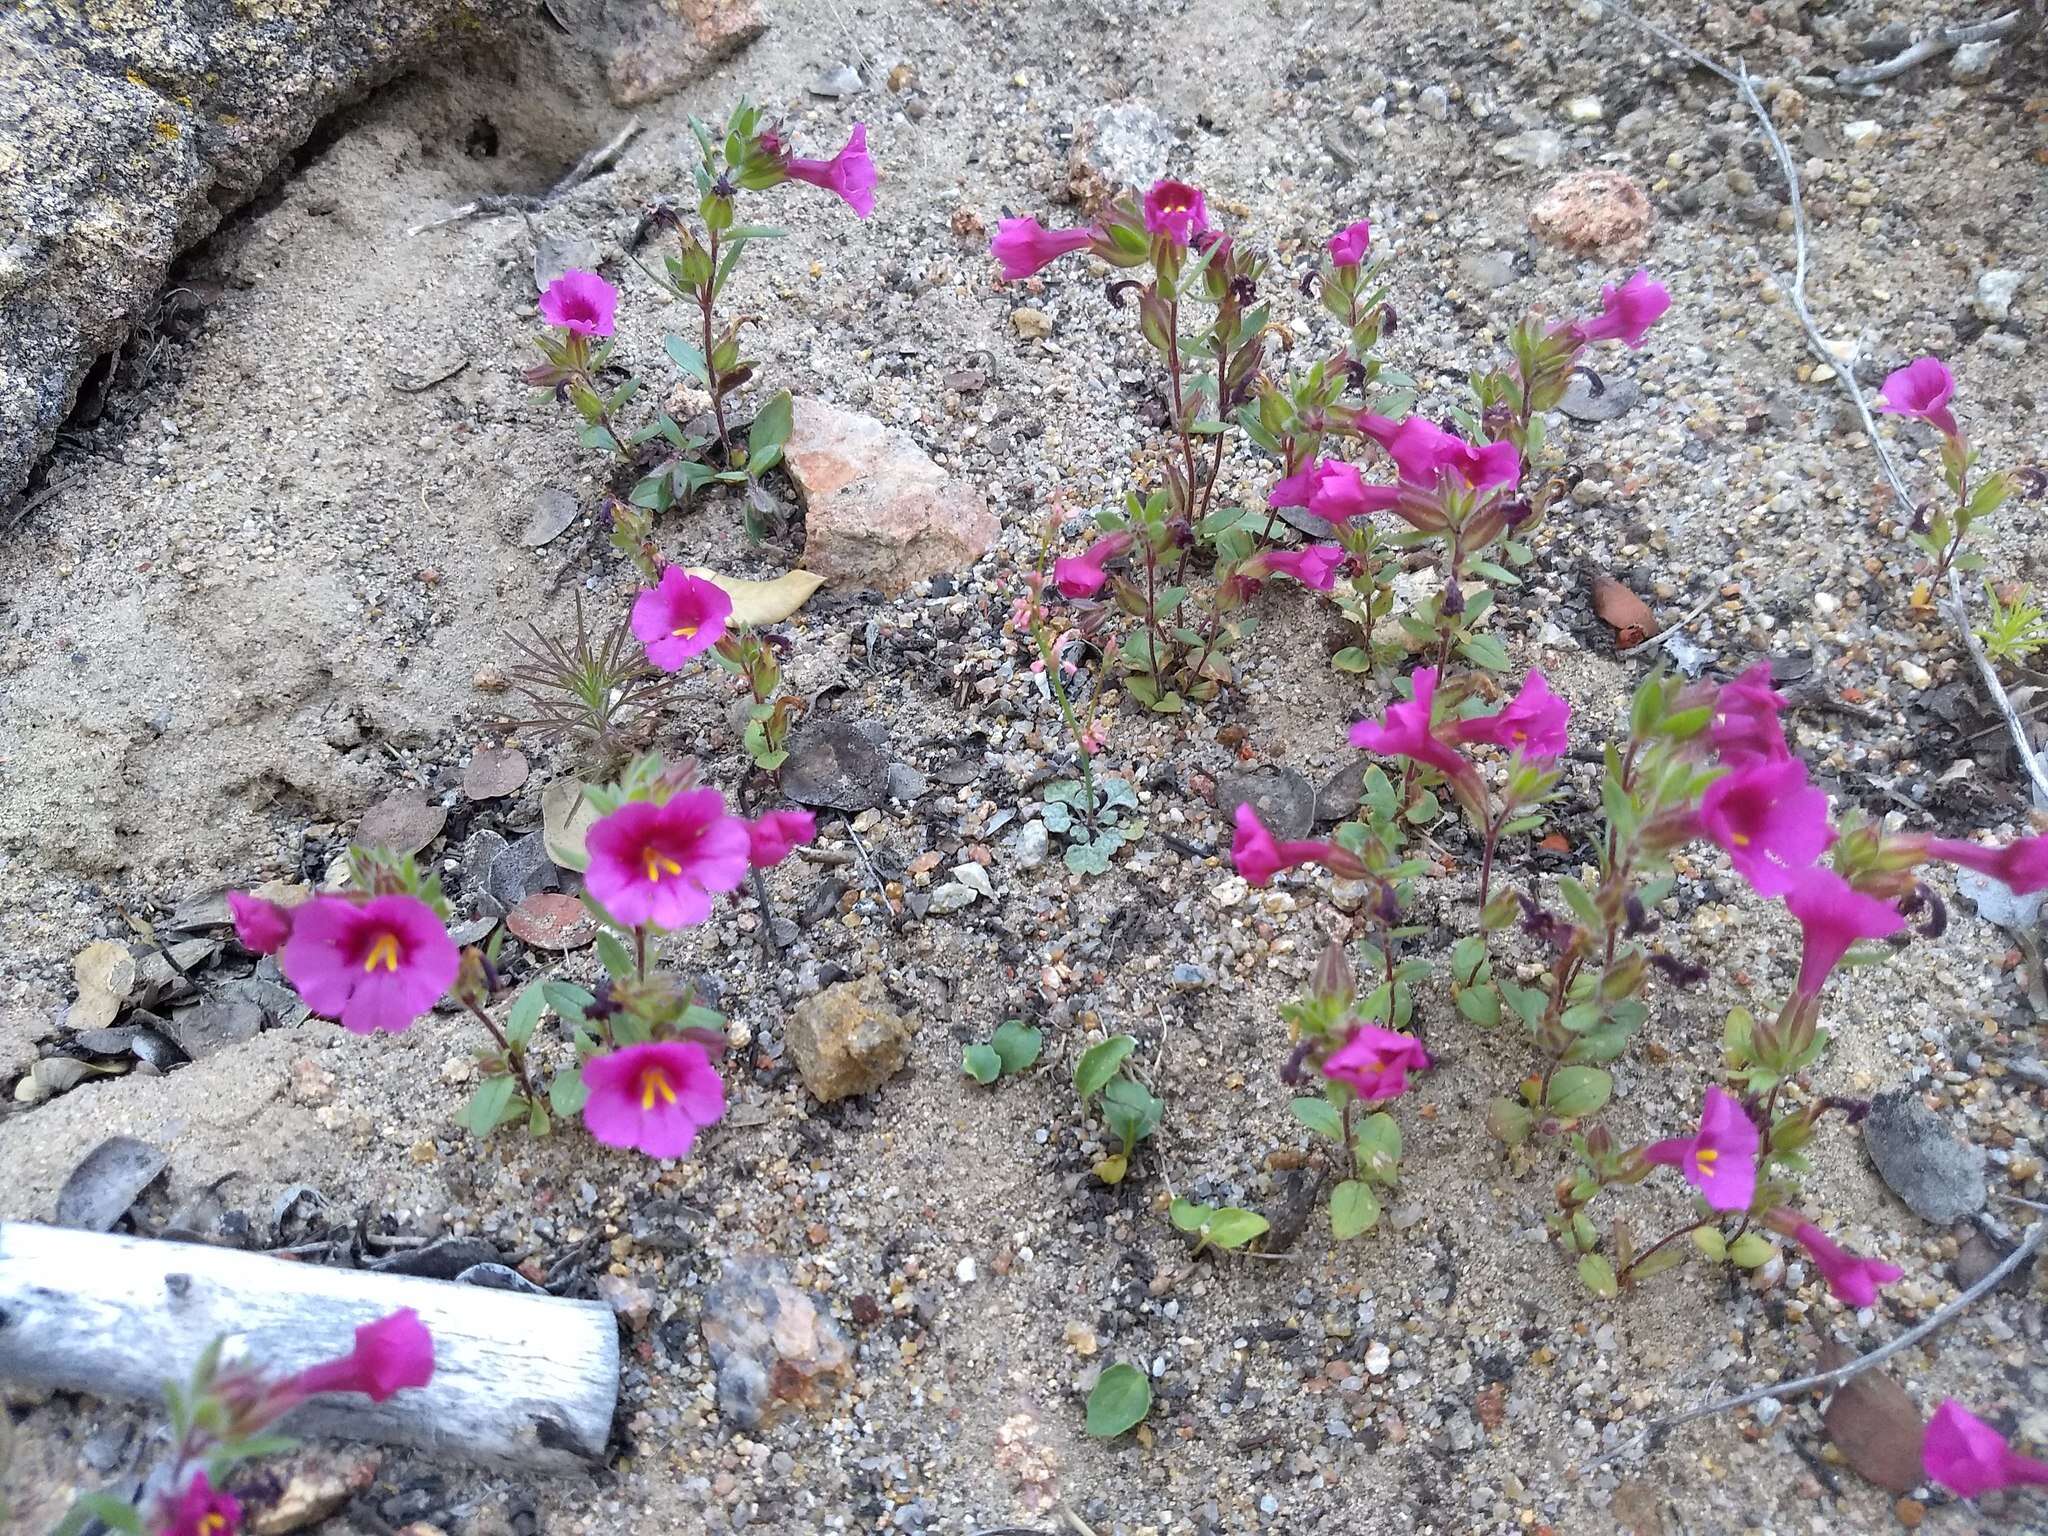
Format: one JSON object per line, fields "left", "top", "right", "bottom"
{"left": 0, "top": 0, "right": 520, "bottom": 508}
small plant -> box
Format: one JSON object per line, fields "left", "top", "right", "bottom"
{"left": 1873, "top": 356, "right": 2024, "bottom": 590}
{"left": 1976, "top": 579, "right": 2048, "bottom": 665}
{"left": 1084, "top": 1362, "right": 1153, "bottom": 1439}
{"left": 963, "top": 1018, "right": 1044, "bottom": 1084}
{"left": 504, "top": 590, "right": 680, "bottom": 768}
{"left": 1040, "top": 774, "right": 1143, "bottom": 876}
{"left": 53, "top": 1311, "right": 435, "bottom": 1536}
{"left": 1073, "top": 1034, "right": 1162, "bottom": 1184}
{"left": 1167, "top": 1197, "right": 1270, "bottom": 1254}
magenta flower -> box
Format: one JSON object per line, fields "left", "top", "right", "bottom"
{"left": 1385, "top": 417, "right": 1465, "bottom": 484}
{"left": 228, "top": 890, "right": 292, "bottom": 955}
{"left": 538, "top": 269, "right": 618, "bottom": 338}
{"left": 1307, "top": 460, "right": 1404, "bottom": 522}
{"left": 159, "top": 1472, "right": 242, "bottom": 1536}
{"left": 1788, "top": 1219, "right": 1901, "bottom": 1307}
{"left": 1696, "top": 757, "right": 1834, "bottom": 896}
{"left": 1267, "top": 459, "right": 1323, "bottom": 510}
{"left": 1876, "top": 356, "right": 1959, "bottom": 440}
{"left": 1458, "top": 670, "right": 1570, "bottom": 760}
{"left": 992, "top": 216, "right": 1097, "bottom": 280}
{"left": 1643, "top": 1086, "right": 1758, "bottom": 1213}
{"left": 1321, "top": 1024, "right": 1431, "bottom": 1102}
{"left": 1327, "top": 219, "right": 1372, "bottom": 267}
{"left": 1254, "top": 545, "right": 1346, "bottom": 591}
{"left": 1349, "top": 666, "right": 1474, "bottom": 785}
{"left": 281, "top": 895, "right": 457, "bottom": 1036}
{"left": 1230, "top": 803, "right": 1344, "bottom": 887}
{"left": 1923, "top": 1399, "right": 2048, "bottom": 1499}
{"left": 786, "top": 122, "right": 875, "bottom": 218}
{"left": 1142, "top": 179, "right": 1209, "bottom": 247}
{"left": 1783, "top": 864, "right": 1905, "bottom": 999}
{"left": 630, "top": 565, "right": 733, "bottom": 672}
{"left": 1440, "top": 436, "right": 1521, "bottom": 494}
{"left": 1052, "top": 531, "right": 1132, "bottom": 599}
{"left": 584, "top": 792, "right": 751, "bottom": 931}
{"left": 746, "top": 808, "right": 817, "bottom": 868}
{"left": 1924, "top": 834, "right": 2048, "bottom": 895}
{"left": 1572, "top": 271, "right": 1671, "bottom": 349}
{"left": 1711, "top": 662, "right": 1791, "bottom": 766}
{"left": 581, "top": 1039, "right": 725, "bottom": 1158}
{"left": 287, "top": 1308, "right": 434, "bottom": 1404}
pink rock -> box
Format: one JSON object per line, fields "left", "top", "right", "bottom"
{"left": 785, "top": 398, "right": 997, "bottom": 595}
{"left": 1528, "top": 170, "right": 1653, "bottom": 257}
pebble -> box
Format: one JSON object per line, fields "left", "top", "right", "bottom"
{"left": 1011, "top": 308, "right": 1053, "bottom": 340}
{"left": 955, "top": 1256, "right": 977, "bottom": 1283}
{"left": 1012, "top": 819, "right": 1050, "bottom": 870}
{"left": 1418, "top": 84, "right": 1450, "bottom": 121}
{"left": 928, "top": 882, "right": 978, "bottom": 914}
{"left": 1495, "top": 130, "right": 1564, "bottom": 170}
{"left": 1561, "top": 95, "right": 1603, "bottom": 123}
{"left": 1842, "top": 120, "right": 1881, "bottom": 149}
{"left": 1975, "top": 269, "right": 2026, "bottom": 325}
{"left": 1949, "top": 40, "right": 2000, "bottom": 81}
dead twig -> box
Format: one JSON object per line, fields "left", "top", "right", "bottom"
{"left": 406, "top": 118, "right": 643, "bottom": 237}
{"left": 389, "top": 354, "right": 471, "bottom": 393}
{"left": 1622, "top": 584, "right": 1722, "bottom": 658}
{"left": 1585, "top": 0, "right": 2048, "bottom": 806}
{"left": 1588, "top": 1217, "right": 2046, "bottom": 1467}
{"left": 1836, "top": 8, "right": 2027, "bottom": 86}
{"left": 840, "top": 814, "right": 897, "bottom": 916}
{"left": 2, "top": 473, "right": 77, "bottom": 536}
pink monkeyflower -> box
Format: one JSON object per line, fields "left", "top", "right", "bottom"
{"left": 1349, "top": 666, "right": 1473, "bottom": 785}
{"left": 1788, "top": 1219, "right": 1901, "bottom": 1308}
{"left": 1642, "top": 1086, "right": 1758, "bottom": 1213}
{"left": 1876, "top": 356, "right": 1959, "bottom": 440}
{"left": 1142, "top": 179, "right": 1209, "bottom": 247}
{"left": 281, "top": 895, "right": 457, "bottom": 1036}
{"left": 1783, "top": 864, "right": 1905, "bottom": 999}
{"left": 630, "top": 565, "right": 733, "bottom": 671}
{"left": 1231, "top": 803, "right": 1340, "bottom": 887}
{"left": 538, "top": 269, "right": 618, "bottom": 338}
{"left": 158, "top": 1472, "right": 242, "bottom": 1536}
{"left": 1353, "top": 412, "right": 1404, "bottom": 453}
{"left": 1306, "top": 460, "right": 1403, "bottom": 522}
{"left": 1053, "top": 531, "right": 1132, "bottom": 599}
{"left": 1923, "top": 1399, "right": 2048, "bottom": 1499}
{"left": 1267, "top": 458, "right": 1323, "bottom": 510}
{"left": 1924, "top": 834, "right": 2048, "bottom": 895}
{"left": 1572, "top": 271, "right": 1670, "bottom": 349}
{"left": 228, "top": 890, "right": 292, "bottom": 955}
{"left": 1457, "top": 670, "right": 1570, "bottom": 760}
{"left": 1195, "top": 228, "right": 1234, "bottom": 265}
{"left": 746, "top": 808, "right": 817, "bottom": 868}
{"left": 584, "top": 792, "right": 750, "bottom": 931}
{"left": 1696, "top": 757, "right": 1834, "bottom": 896}
{"left": 1441, "top": 435, "right": 1521, "bottom": 494}
{"left": 1327, "top": 219, "right": 1372, "bottom": 267}
{"left": 1385, "top": 417, "right": 1465, "bottom": 484}
{"left": 287, "top": 1308, "right": 434, "bottom": 1404}
{"left": 992, "top": 217, "right": 1098, "bottom": 280}
{"left": 1321, "top": 1024, "right": 1431, "bottom": 1102}
{"left": 581, "top": 1039, "right": 725, "bottom": 1159}
{"left": 786, "top": 122, "right": 875, "bottom": 218}
{"left": 1712, "top": 662, "right": 1791, "bottom": 766}
{"left": 1255, "top": 545, "right": 1346, "bottom": 591}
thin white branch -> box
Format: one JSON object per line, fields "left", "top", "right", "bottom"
{"left": 1837, "top": 9, "right": 2024, "bottom": 87}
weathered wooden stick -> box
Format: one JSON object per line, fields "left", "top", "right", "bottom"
{"left": 0, "top": 1222, "right": 618, "bottom": 1470}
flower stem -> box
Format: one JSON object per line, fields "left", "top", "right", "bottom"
{"left": 700, "top": 227, "right": 729, "bottom": 455}
{"left": 1620, "top": 1217, "right": 1710, "bottom": 1285}
{"left": 634, "top": 924, "right": 649, "bottom": 981}
{"left": 1035, "top": 621, "right": 1096, "bottom": 828}
{"left": 464, "top": 999, "right": 538, "bottom": 1103}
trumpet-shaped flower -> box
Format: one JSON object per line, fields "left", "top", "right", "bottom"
{"left": 1711, "top": 661, "right": 1791, "bottom": 766}
{"left": 1230, "top": 803, "right": 1350, "bottom": 887}
{"left": 1696, "top": 757, "right": 1834, "bottom": 896}
{"left": 1349, "top": 667, "right": 1472, "bottom": 784}
{"left": 581, "top": 1039, "right": 725, "bottom": 1159}
{"left": 228, "top": 890, "right": 292, "bottom": 955}
{"left": 1327, "top": 219, "right": 1372, "bottom": 267}
{"left": 1572, "top": 271, "right": 1670, "bottom": 349}
{"left": 1053, "top": 532, "right": 1131, "bottom": 599}
{"left": 1642, "top": 1086, "right": 1758, "bottom": 1212}
{"left": 286, "top": 1308, "right": 434, "bottom": 1404}
{"left": 1252, "top": 545, "right": 1346, "bottom": 591}
{"left": 160, "top": 1473, "right": 242, "bottom": 1536}
{"left": 745, "top": 808, "right": 816, "bottom": 868}
{"left": 1306, "top": 460, "right": 1403, "bottom": 522}
{"left": 538, "top": 269, "right": 618, "bottom": 338}
{"left": 630, "top": 566, "right": 733, "bottom": 671}
{"left": 1923, "top": 834, "right": 2048, "bottom": 896}
{"left": 1142, "top": 179, "right": 1209, "bottom": 247}
{"left": 1876, "top": 356, "right": 1959, "bottom": 440}
{"left": 1321, "top": 1024, "right": 1430, "bottom": 1102}
{"left": 1923, "top": 1399, "right": 2048, "bottom": 1499}
{"left": 1458, "top": 670, "right": 1570, "bottom": 760}
{"left": 1788, "top": 1218, "right": 1901, "bottom": 1307}
{"left": 584, "top": 792, "right": 750, "bottom": 931}
{"left": 786, "top": 123, "right": 875, "bottom": 218}
{"left": 992, "top": 217, "right": 1098, "bottom": 280}
{"left": 281, "top": 895, "right": 458, "bottom": 1036}
{"left": 1783, "top": 864, "right": 1905, "bottom": 999}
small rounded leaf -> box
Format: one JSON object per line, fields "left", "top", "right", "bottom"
{"left": 1330, "top": 1179, "right": 1380, "bottom": 1240}
{"left": 1544, "top": 1066, "right": 1612, "bottom": 1119}
{"left": 1074, "top": 1035, "right": 1137, "bottom": 1098}
{"left": 1577, "top": 1253, "right": 1619, "bottom": 1299}
{"left": 1728, "top": 1232, "right": 1776, "bottom": 1269}
{"left": 962, "top": 1044, "right": 1001, "bottom": 1085}
{"left": 1204, "top": 1208, "right": 1271, "bottom": 1250}
{"left": 1085, "top": 1363, "right": 1153, "bottom": 1439}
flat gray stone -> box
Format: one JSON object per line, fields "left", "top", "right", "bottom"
{"left": 1863, "top": 1088, "right": 1986, "bottom": 1225}
{"left": 1217, "top": 766, "right": 1317, "bottom": 839}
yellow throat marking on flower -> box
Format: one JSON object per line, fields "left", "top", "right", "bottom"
{"left": 644, "top": 849, "right": 684, "bottom": 882}
{"left": 200, "top": 1519, "right": 227, "bottom": 1536}
{"left": 1696, "top": 1147, "right": 1719, "bottom": 1172}
{"left": 671, "top": 622, "right": 699, "bottom": 638}
{"left": 1729, "top": 832, "right": 1751, "bottom": 847}
{"left": 362, "top": 933, "right": 401, "bottom": 973}
{"left": 641, "top": 1068, "right": 677, "bottom": 1110}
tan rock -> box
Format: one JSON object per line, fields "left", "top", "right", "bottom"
{"left": 597, "top": 0, "right": 768, "bottom": 108}
{"left": 784, "top": 398, "right": 996, "bottom": 595}
{"left": 784, "top": 975, "right": 915, "bottom": 1101}
{"left": 247, "top": 1451, "right": 379, "bottom": 1535}
{"left": 1528, "top": 169, "right": 1653, "bottom": 257}
{"left": 1066, "top": 101, "right": 1173, "bottom": 211}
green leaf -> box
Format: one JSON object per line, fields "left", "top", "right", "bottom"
{"left": 1486, "top": 1096, "right": 1534, "bottom": 1145}
{"left": 548, "top": 1069, "right": 589, "bottom": 1117}
{"left": 1092, "top": 1153, "right": 1129, "bottom": 1184}
{"left": 1545, "top": 1066, "right": 1612, "bottom": 1119}
{"left": 749, "top": 390, "right": 793, "bottom": 453}
{"left": 962, "top": 1043, "right": 1001, "bottom": 1084}
{"left": 1330, "top": 1179, "right": 1380, "bottom": 1239}
{"left": 593, "top": 931, "right": 634, "bottom": 981}
{"left": 1331, "top": 646, "right": 1375, "bottom": 674}
{"left": 1458, "top": 632, "right": 1510, "bottom": 672}
{"left": 543, "top": 980, "right": 597, "bottom": 1025}
{"left": 1456, "top": 984, "right": 1502, "bottom": 1027}
{"left": 1065, "top": 840, "right": 1115, "bottom": 875}
{"left": 1353, "top": 1112, "right": 1403, "bottom": 1181}
{"left": 663, "top": 335, "right": 712, "bottom": 386}
{"left": 1169, "top": 1197, "right": 1214, "bottom": 1233}
{"left": 1204, "top": 1208, "right": 1271, "bottom": 1250}
{"left": 56, "top": 1496, "right": 145, "bottom": 1536}
{"left": 1577, "top": 1253, "right": 1619, "bottom": 1299}
{"left": 1074, "top": 1036, "right": 1136, "bottom": 1098}
{"left": 1085, "top": 1363, "right": 1153, "bottom": 1438}
{"left": 990, "top": 1019, "right": 1043, "bottom": 1074}
{"left": 1692, "top": 1227, "right": 1728, "bottom": 1261}
{"left": 1728, "top": 1233, "right": 1775, "bottom": 1269}
{"left": 1290, "top": 1097, "right": 1343, "bottom": 1140}
{"left": 458, "top": 1075, "right": 516, "bottom": 1138}
{"left": 1405, "top": 789, "right": 1441, "bottom": 825}
{"left": 503, "top": 985, "right": 546, "bottom": 1049}
{"left": 1102, "top": 1075, "right": 1163, "bottom": 1152}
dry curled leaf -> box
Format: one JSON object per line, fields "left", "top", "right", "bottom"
{"left": 507, "top": 893, "right": 596, "bottom": 950}
{"left": 358, "top": 789, "right": 446, "bottom": 855}
{"left": 1820, "top": 1344, "right": 1925, "bottom": 1494}
{"left": 463, "top": 746, "right": 530, "bottom": 802}
{"left": 1589, "top": 572, "right": 1655, "bottom": 649}
{"left": 67, "top": 939, "right": 137, "bottom": 1032}
{"left": 542, "top": 778, "right": 601, "bottom": 872}
{"left": 687, "top": 566, "right": 825, "bottom": 627}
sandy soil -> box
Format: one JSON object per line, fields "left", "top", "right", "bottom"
{"left": 4, "top": 1, "right": 2047, "bottom": 1533}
